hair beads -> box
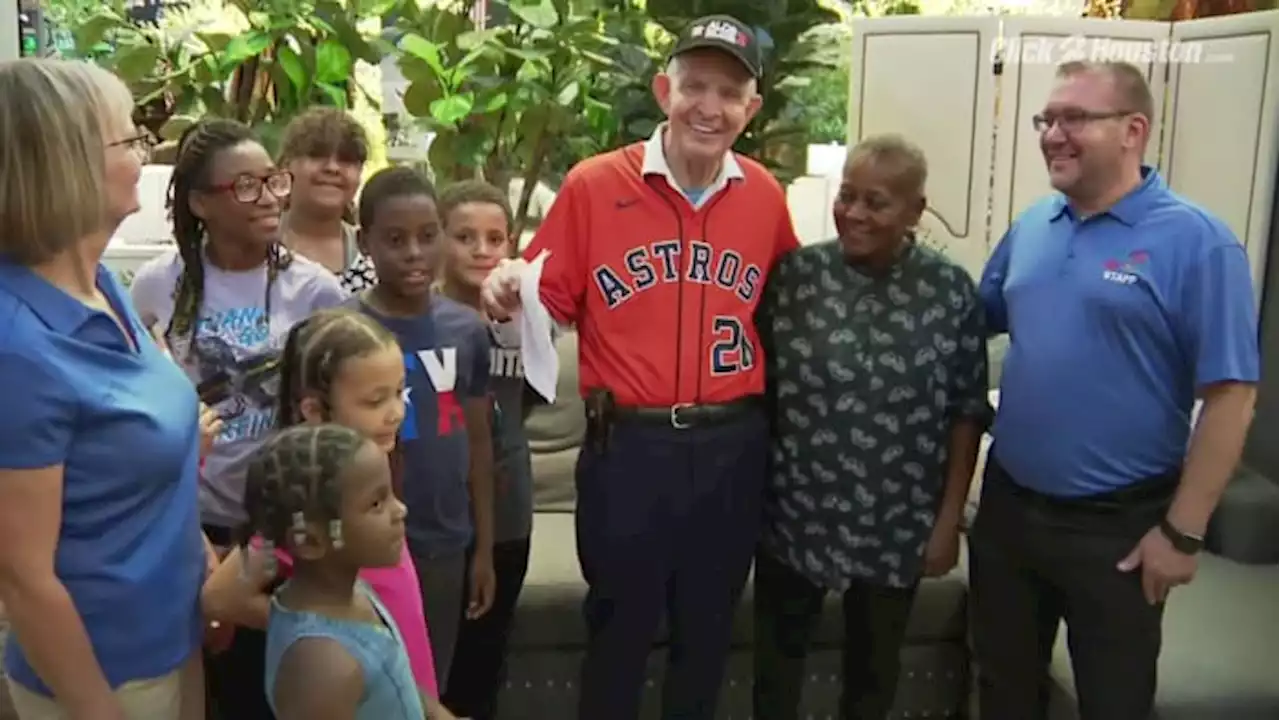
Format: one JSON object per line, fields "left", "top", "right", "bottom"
{"left": 238, "top": 424, "right": 367, "bottom": 558}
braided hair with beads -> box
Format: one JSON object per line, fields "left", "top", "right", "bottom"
{"left": 165, "top": 118, "right": 294, "bottom": 360}
{"left": 276, "top": 307, "right": 400, "bottom": 429}
{"left": 239, "top": 423, "right": 368, "bottom": 554}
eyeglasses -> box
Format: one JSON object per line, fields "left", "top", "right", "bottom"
{"left": 1032, "top": 109, "right": 1134, "bottom": 133}
{"left": 205, "top": 171, "right": 294, "bottom": 204}
{"left": 109, "top": 132, "right": 157, "bottom": 160}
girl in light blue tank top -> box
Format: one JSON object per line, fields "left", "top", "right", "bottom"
{"left": 239, "top": 424, "right": 425, "bottom": 720}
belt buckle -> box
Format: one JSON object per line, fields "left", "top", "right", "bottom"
{"left": 669, "top": 403, "right": 694, "bottom": 430}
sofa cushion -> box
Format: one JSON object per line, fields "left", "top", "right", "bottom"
{"left": 526, "top": 332, "right": 584, "bottom": 512}
{"left": 531, "top": 447, "right": 578, "bottom": 513}
{"left": 1046, "top": 553, "right": 1279, "bottom": 719}
{"left": 1205, "top": 465, "right": 1278, "bottom": 564}
{"left": 511, "top": 513, "right": 970, "bottom": 651}
{"left": 525, "top": 331, "right": 585, "bottom": 455}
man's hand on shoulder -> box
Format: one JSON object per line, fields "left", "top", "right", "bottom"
{"left": 481, "top": 258, "right": 526, "bottom": 320}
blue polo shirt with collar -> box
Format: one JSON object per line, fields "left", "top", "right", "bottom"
{"left": 0, "top": 260, "right": 205, "bottom": 695}
{"left": 979, "top": 167, "right": 1260, "bottom": 497}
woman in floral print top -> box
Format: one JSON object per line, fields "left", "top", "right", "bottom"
{"left": 753, "top": 134, "right": 991, "bottom": 720}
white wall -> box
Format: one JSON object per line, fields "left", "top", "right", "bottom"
{"left": 1, "top": 0, "right": 19, "bottom": 62}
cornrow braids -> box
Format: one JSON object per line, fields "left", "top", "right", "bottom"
{"left": 166, "top": 118, "right": 295, "bottom": 360}
{"left": 276, "top": 307, "right": 399, "bottom": 429}
{"left": 239, "top": 423, "right": 367, "bottom": 552}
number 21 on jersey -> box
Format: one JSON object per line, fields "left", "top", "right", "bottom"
{"left": 710, "top": 316, "right": 755, "bottom": 375}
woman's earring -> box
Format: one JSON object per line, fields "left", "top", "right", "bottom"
{"left": 328, "top": 520, "right": 344, "bottom": 550}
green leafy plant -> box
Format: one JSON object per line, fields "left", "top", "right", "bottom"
{"left": 394, "top": 0, "right": 626, "bottom": 231}
{"left": 72, "top": 0, "right": 402, "bottom": 151}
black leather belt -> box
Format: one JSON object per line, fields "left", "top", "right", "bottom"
{"left": 611, "top": 396, "right": 761, "bottom": 430}
{"left": 991, "top": 460, "right": 1178, "bottom": 514}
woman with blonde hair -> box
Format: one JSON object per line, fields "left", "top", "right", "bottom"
{"left": 0, "top": 59, "right": 209, "bottom": 720}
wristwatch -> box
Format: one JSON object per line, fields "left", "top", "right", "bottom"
{"left": 1159, "top": 517, "right": 1204, "bottom": 555}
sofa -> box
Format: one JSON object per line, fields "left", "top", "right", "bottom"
{"left": 1042, "top": 464, "right": 1279, "bottom": 720}
{"left": 498, "top": 331, "right": 974, "bottom": 719}
{"left": 502, "top": 332, "right": 1278, "bottom": 720}
{"left": 962, "top": 400, "right": 1278, "bottom": 720}
{"left": 1, "top": 334, "right": 1271, "bottom": 720}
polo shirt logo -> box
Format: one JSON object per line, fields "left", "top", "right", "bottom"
{"left": 1102, "top": 250, "right": 1149, "bottom": 285}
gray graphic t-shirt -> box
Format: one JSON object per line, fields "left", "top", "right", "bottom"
{"left": 488, "top": 319, "right": 533, "bottom": 543}
{"left": 131, "top": 247, "right": 348, "bottom": 528}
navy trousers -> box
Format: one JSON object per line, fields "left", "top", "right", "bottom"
{"left": 574, "top": 409, "right": 768, "bottom": 720}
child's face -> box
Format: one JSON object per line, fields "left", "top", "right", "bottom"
{"left": 193, "top": 140, "right": 289, "bottom": 252}
{"left": 443, "top": 201, "right": 511, "bottom": 290}
{"left": 358, "top": 194, "right": 441, "bottom": 300}
{"left": 335, "top": 440, "right": 406, "bottom": 568}
{"left": 326, "top": 345, "right": 406, "bottom": 454}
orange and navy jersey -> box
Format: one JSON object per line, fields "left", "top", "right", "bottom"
{"left": 523, "top": 140, "right": 799, "bottom": 406}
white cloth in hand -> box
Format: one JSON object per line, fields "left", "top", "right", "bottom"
{"left": 515, "top": 251, "right": 557, "bottom": 403}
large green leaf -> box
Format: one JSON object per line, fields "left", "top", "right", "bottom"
{"left": 198, "top": 31, "right": 236, "bottom": 56}
{"left": 508, "top": 0, "right": 560, "bottom": 30}
{"left": 160, "top": 115, "right": 199, "bottom": 142}
{"left": 315, "top": 39, "right": 354, "bottom": 83}
{"left": 74, "top": 13, "right": 127, "bottom": 52}
{"left": 429, "top": 94, "right": 476, "bottom": 126}
{"left": 401, "top": 81, "right": 436, "bottom": 117}
{"left": 456, "top": 29, "right": 495, "bottom": 51}
{"left": 556, "top": 81, "right": 581, "bottom": 106}
{"left": 274, "top": 45, "right": 308, "bottom": 95}
{"left": 222, "top": 32, "right": 273, "bottom": 66}
{"left": 113, "top": 43, "right": 162, "bottom": 83}
{"left": 317, "top": 81, "right": 349, "bottom": 108}
{"left": 399, "top": 33, "right": 446, "bottom": 77}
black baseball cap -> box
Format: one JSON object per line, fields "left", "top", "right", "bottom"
{"left": 668, "top": 15, "right": 763, "bottom": 79}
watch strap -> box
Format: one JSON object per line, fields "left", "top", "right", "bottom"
{"left": 1159, "top": 517, "right": 1203, "bottom": 555}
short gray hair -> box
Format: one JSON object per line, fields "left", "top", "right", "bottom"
{"left": 846, "top": 134, "right": 928, "bottom": 197}
{"left": 0, "top": 59, "right": 133, "bottom": 265}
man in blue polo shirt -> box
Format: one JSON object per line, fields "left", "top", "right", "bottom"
{"left": 972, "top": 60, "right": 1259, "bottom": 719}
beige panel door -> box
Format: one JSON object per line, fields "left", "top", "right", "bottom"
{"left": 990, "top": 18, "right": 1172, "bottom": 240}
{"left": 1163, "top": 10, "right": 1278, "bottom": 306}
{"left": 0, "top": 2, "right": 18, "bottom": 62}
{"left": 848, "top": 16, "right": 1000, "bottom": 280}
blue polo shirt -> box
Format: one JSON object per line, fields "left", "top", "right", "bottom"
{"left": 0, "top": 261, "right": 204, "bottom": 695}
{"left": 979, "top": 168, "right": 1259, "bottom": 497}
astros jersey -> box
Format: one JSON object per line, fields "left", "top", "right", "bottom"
{"left": 524, "top": 130, "right": 799, "bottom": 406}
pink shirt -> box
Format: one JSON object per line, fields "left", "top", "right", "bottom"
{"left": 265, "top": 543, "right": 438, "bottom": 698}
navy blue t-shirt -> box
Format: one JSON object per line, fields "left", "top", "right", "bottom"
{"left": 356, "top": 295, "right": 490, "bottom": 557}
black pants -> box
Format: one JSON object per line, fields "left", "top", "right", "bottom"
{"left": 969, "top": 459, "right": 1169, "bottom": 720}
{"left": 753, "top": 551, "right": 918, "bottom": 720}
{"left": 444, "top": 536, "right": 532, "bottom": 719}
{"left": 575, "top": 410, "right": 768, "bottom": 720}
{"left": 202, "top": 525, "right": 275, "bottom": 720}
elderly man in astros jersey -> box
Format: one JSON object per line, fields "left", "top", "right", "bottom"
{"left": 482, "top": 14, "right": 801, "bottom": 720}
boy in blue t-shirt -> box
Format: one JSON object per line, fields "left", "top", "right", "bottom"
{"left": 348, "top": 166, "right": 496, "bottom": 690}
